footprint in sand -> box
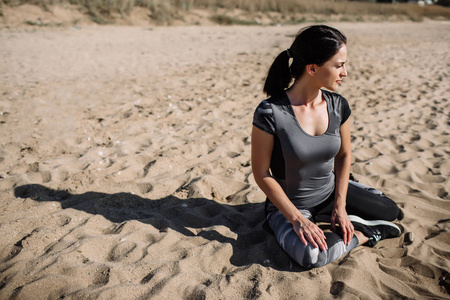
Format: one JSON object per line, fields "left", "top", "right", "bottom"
{"left": 108, "top": 241, "right": 138, "bottom": 262}
{"left": 91, "top": 265, "right": 110, "bottom": 287}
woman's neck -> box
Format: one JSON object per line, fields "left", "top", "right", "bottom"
{"left": 286, "top": 78, "right": 322, "bottom": 107}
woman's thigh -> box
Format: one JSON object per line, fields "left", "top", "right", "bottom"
{"left": 314, "top": 181, "right": 399, "bottom": 221}
{"left": 345, "top": 182, "right": 399, "bottom": 221}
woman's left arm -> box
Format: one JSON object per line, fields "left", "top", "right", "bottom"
{"left": 331, "top": 117, "right": 353, "bottom": 245}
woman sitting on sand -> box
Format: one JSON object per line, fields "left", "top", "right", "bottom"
{"left": 251, "top": 25, "right": 402, "bottom": 269}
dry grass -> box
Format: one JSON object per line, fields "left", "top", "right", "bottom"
{"left": 1, "top": 0, "right": 450, "bottom": 24}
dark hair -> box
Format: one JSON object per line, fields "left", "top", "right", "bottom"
{"left": 263, "top": 25, "right": 347, "bottom": 96}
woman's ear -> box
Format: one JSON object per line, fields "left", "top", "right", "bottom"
{"left": 306, "top": 64, "right": 317, "bottom": 76}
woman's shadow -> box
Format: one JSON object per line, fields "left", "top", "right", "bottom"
{"left": 13, "top": 184, "right": 300, "bottom": 271}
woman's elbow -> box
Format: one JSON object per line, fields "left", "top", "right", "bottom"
{"left": 335, "top": 151, "right": 351, "bottom": 163}
{"left": 252, "top": 170, "right": 269, "bottom": 187}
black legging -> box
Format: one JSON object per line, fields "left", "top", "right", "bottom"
{"left": 312, "top": 181, "right": 400, "bottom": 222}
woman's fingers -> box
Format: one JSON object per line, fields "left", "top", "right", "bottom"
{"left": 298, "top": 231, "right": 308, "bottom": 246}
{"left": 341, "top": 226, "right": 348, "bottom": 245}
{"left": 341, "top": 223, "right": 355, "bottom": 245}
{"left": 303, "top": 228, "right": 328, "bottom": 251}
{"left": 294, "top": 221, "right": 328, "bottom": 251}
{"left": 347, "top": 224, "right": 354, "bottom": 245}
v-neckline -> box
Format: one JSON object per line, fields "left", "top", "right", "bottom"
{"left": 284, "top": 90, "right": 330, "bottom": 137}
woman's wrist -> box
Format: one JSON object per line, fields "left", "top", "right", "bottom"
{"left": 289, "top": 210, "right": 307, "bottom": 224}
{"left": 333, "top": 202, "right": 347, "bottom": 214}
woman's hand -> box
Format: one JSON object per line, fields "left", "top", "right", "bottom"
{"left": 293, "top": 218, "right": 328, "bottom": 251}
{"left": 331, "top": 207, "right": 354, "bottom": 245}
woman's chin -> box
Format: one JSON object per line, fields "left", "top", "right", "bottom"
{"left": 324, "top": 85, "right": 339, "bottom": 92}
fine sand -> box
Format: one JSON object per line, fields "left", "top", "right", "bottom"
{"left": 0, "top": 21, "right": 449, "bottom": 299}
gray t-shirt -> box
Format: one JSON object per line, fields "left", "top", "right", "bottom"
{"left": 253, "top": 90, "right": 351, "bottom": 213}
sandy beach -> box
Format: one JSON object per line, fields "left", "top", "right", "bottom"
{"left": 0, "top": 20, "right": 449, "bottom": 299}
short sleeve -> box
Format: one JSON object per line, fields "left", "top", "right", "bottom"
{"left": 252, "top": 100, "right": 276, "bottom": 135}
{"left": 340, "top": 96, "right": 351, "bottom": 125}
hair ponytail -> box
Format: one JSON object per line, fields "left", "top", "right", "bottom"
{"left": 263, "top": 50, "right": 292, "bottom": 97}
{"left": 262, "top": 25, "right": 347, "bottom": 97}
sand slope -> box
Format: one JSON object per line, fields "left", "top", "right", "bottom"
{"left": 0, "top": 22, "right": 449, "bottom": 299}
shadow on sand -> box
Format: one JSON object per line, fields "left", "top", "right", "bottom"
{"left": 13, "top": 184, "right": 301, "bottom": 272}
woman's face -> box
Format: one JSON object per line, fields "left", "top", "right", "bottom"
{"left": 314, "top": 44, "right": 348, "bottom": 91}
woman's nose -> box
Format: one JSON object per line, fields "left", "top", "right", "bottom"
{"left": 341, "top": 65, "right": 348, "bottom": 77}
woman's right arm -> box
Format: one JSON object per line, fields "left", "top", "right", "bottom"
{"left": 251, "top": 126, "right": 327, "bottom": 251}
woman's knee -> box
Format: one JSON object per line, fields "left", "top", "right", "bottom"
{"left": 385, "top": 206, "right": 400, "bottom": 221}
{"left": 379, "top": 197, "right": 400, "bottom": 221}
{"left": 292, "top": 236, "right": 357, "bottom": 269}
{"left": 293, "top": 246, "right": 327, "bottom": 269}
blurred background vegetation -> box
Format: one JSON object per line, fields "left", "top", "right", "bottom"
{"left": 1, "top": 0, "right": 450, "bottom": 25}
